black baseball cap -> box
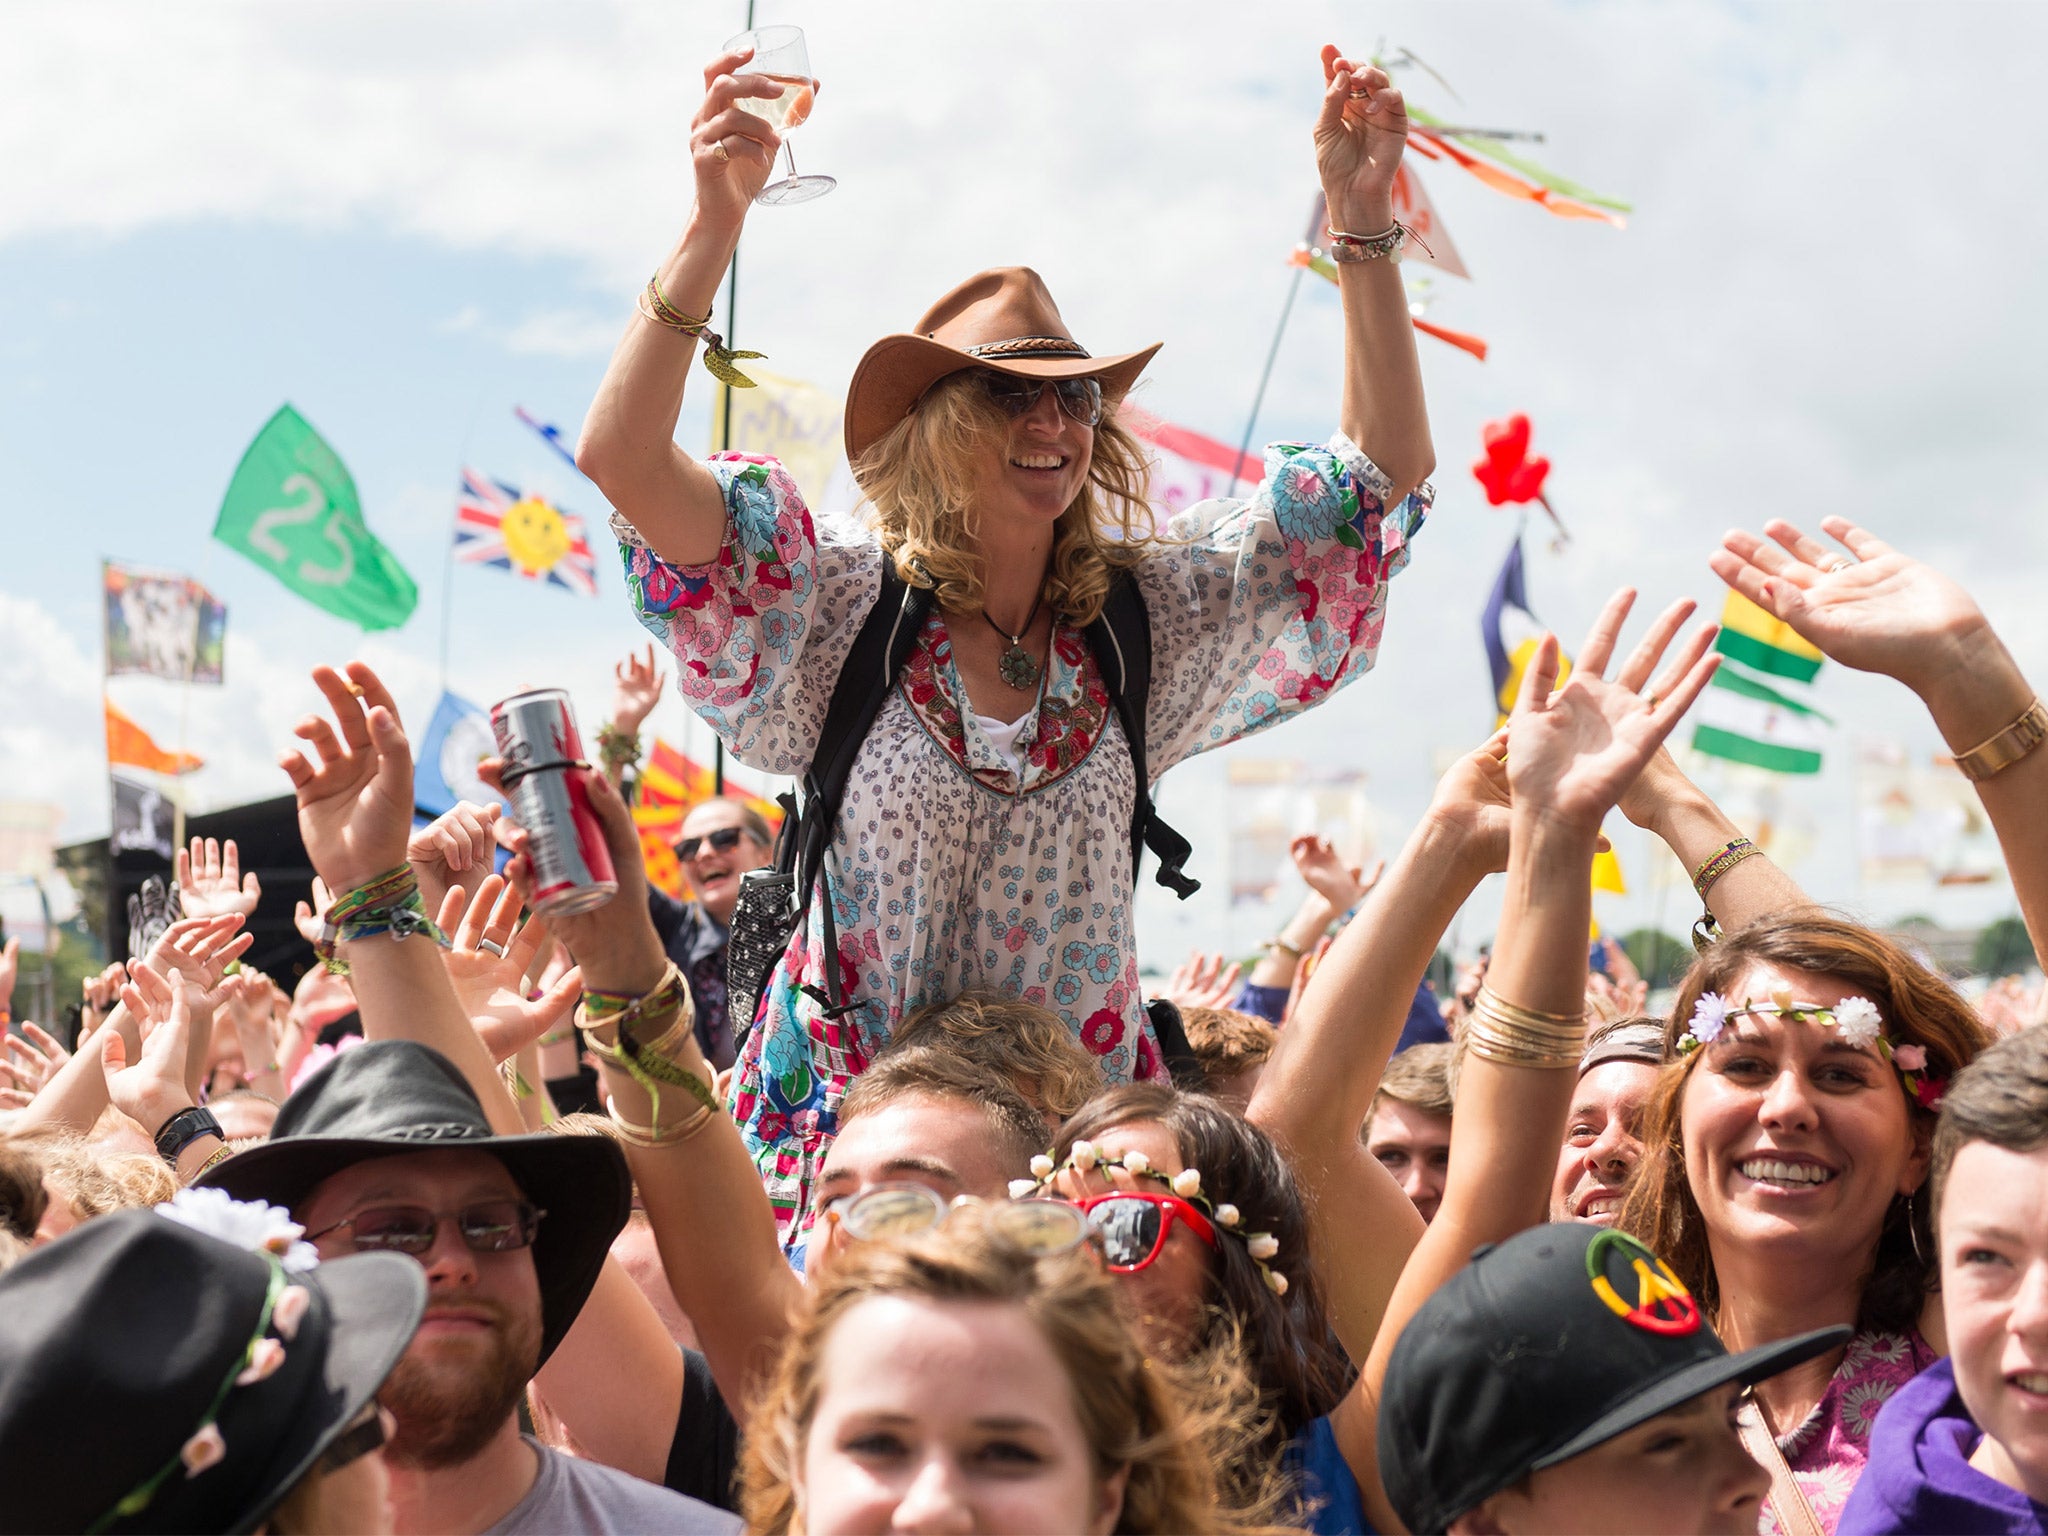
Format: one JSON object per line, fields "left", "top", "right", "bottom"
{"left": 1378, "top": 1222, "right": 1849, "bottom": 1533}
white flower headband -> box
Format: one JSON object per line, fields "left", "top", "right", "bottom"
{"left": 1012, "top": 1139, "right": 1291, "bottom": 1295}
{"left": 1678, "top": 986, "right": 1945, "bottom": 1106}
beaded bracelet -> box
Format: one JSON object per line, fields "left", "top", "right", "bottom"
{"left": 1324, "top": 221, "right": 1409, "bottom": 264}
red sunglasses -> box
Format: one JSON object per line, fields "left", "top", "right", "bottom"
{"left": 1073, "top": 1191, "right": 1217, "bottom": 1273}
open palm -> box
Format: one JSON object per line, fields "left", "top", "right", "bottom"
{"left": 1508, "top": 591, "right": 1722, "bottom": 835}
{"left": 436, "top": 875, "right": 583, "bottom": 1064}
{"left": 281, "top": 663, "right": 414, "bottom": 896}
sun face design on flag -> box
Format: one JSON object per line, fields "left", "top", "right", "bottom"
{"left": 502, "top": 496, "right": 573, "bottom": 577}
{"left": 454, "top": 468, "right": 600, "bottom": 597}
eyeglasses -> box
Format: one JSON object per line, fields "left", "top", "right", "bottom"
{"left": 826, "top": 1181, "right": 1088, "bottom": 1255}
{"left": 307, "top": 1199, "right": 545, "bottom": 1257}
{"left": 317, "top": 1402, "right": 390, "bottom": 1475}
{"left": 977, "top": 370, "right": 1104, "bottom": 428}
{"left": 677, "top": 827, "right": 747, "bottom": 861}
{"left": 1075, "top": 1191, "right": 1217, "bottom": 1273}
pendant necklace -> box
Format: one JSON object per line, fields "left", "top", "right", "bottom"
{"left": 985, "top": 596, "right": 1043, "bottom": 690}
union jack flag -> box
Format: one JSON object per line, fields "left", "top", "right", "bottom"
{"left": 454, "top": 469, "right": 599, "bottom": 597}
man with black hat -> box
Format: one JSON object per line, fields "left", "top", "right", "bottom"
{"left": 182, "top": 660, "right": 736, "bottom": 1534}
{"left": 1377, "top": 1222, "right": 1847, "bottom": 1534}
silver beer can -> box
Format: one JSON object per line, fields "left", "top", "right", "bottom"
{"left": 489, "top": 687, "right": 617, "bottom": 917}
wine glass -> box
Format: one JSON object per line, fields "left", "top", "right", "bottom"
{"left": 723, "top": 24, "right": 835, "bottom": 206}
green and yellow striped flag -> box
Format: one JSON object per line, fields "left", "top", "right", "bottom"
{"left": 1714, "top": 591, "right": 1824, "bottom": 682}
{"left": 1692, "top": 664, "right": 1831, "bottom": 775}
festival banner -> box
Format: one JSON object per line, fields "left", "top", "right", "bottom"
{"left": 102, "top": 562, "right": 227, "bottom": 684}
{"left": 110, "top": 774, "right": 175, "bottom": 860}
{"left": 710, "top": 368, "right": 849, "bottom": 513}
{"left": 1225, "top": 759, "right": 1374, "bottom": 909}
{"left": 1480, "top": 537, "right": 1571, "bottom": 725}
{"left": 1120, "top": 405, "right": 1266, "bottom": 523}
{"left": 214, "top": 404, "right": 419, "bottom": 631}
{"left": 1714, "top": 591, "right": 1824, "bottom": 683}
{"left": 105, "top": 699, "right": 203, "bottom": 776}
{"left": 413, "top": 691, "right": 507, "bottom": 821}
{"left": 454, "top": 471, "right": 600, "bottom": 597}
{"left": 1854, "top": 739, "right": 2003, "bottom": 886}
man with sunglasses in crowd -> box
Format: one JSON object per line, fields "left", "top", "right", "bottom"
{"left": 649, "top": 798, "right": 775, "bottom": 1071}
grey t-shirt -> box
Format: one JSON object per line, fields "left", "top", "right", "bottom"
{"left": 486, "top": 1438, "right": 741, "bottom": 1535}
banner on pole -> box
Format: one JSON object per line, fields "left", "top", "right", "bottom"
{"left": 1119, "top": 405, "right": 1266, "bottom": 523}
{"left": 214, "top": 404, "right": 419, "bottom": 631}
{"left": 111, "top": 774, "right": 175, "bottom": 860}
{"left": 103, "top": 562, "right": 227, "bottom": 684}
{"left": 413, "top": 691, "right": 507, "bottom": 820}
{"left": 711, "top": 369, "right": 850, "bottom": 515}
{"left": 105, "top": 698, "right": 203, "bottom": 776}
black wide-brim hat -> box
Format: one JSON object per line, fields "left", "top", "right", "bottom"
{"left": 0, "top": 1208, "right": 425, "bottom": 1535}
{"left": 1379, "top": 1222, "right": 1850, "bottom": 1534}
{"left": 198, "top": 1039, "right": 629, "bottom": 1366}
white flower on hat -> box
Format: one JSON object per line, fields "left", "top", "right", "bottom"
{"left": 1069, "top": 1140, "right": 1098, "bottom": 1169}
{"left": 1008, "top": 1178, "right": 1040, "bottom": 1200}
{"left": 1171, "top": 1168, "right": 1202, "bottom": 1199}
{"left": 157, "top": 1187, "right": 318, "bottom": 1273}
{"left": 1029, "top": 1154, "right": 1055, "bottom": 1179}
{"left": 1215, "top": 1204, "right": 1241, "bottom": 1228}
{"left": 1120, "top": 1150, "right": 1151, "bottom": 1176}
{"left": 1247, "top": 1233, "right": 1280, "bottom": 1262}
{"left": 1832, "top": 997, "right": 1884, "bottom": 1048}
{"left": 180, "top": 1423, "right": 227, "bottom": 1478}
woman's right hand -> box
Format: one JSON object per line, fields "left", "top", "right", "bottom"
{"left": 692, "top": 47, "right": 793, "bottom": 228}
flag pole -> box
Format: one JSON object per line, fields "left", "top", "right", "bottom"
{"left": 709, "top": 1, "right": 756, "bottom": 798}
{"left": 1228, "top": 262, "right": 1305, "bottom": 497}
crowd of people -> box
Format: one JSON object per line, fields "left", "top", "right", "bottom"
{"left": 5, "top": 40, "right": 2048, "bottom": 1536}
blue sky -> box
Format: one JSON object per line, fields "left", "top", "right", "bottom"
{"left": 6, "top": 1, "right": 2046, "bottom": 957}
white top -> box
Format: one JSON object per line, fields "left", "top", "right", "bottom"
{"left": 975, "top": 710, "right": 1034, "bottom": 773}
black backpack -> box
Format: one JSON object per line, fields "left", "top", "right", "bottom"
{"left": 725, "top": 553, "right": 1202, "bottom": 1078}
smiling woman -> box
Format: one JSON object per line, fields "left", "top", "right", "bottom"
{"left": 1619, "top": 913, "right": 1994, "bottom": 1536}
{"left": 577, "top": 43, "right": 1436, "bottom": 1263}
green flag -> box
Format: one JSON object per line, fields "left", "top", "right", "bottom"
{"left": 213, "top": 404, "right": 418, "bottom": 630}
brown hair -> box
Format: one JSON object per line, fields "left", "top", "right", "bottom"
{"left": 1178, "top": 1008, "right": 1277, "bottom": 1092}
{"left": 1930, "top": 1023, "right": 2048, "bottom": 1230}
{"left": 851, "top": 372, "right": 1158, "bottom": 627}
{"left": 1371, "top": 1041, "right": 1456, "bottom": 1121}
{"left": 889, "top": 991, "right": 1105, "bottom": 1123}
{"left": 1618, "top": 913, "right": 1992, "bottom": 1334}
{"left": 739, "top": 1214, "right": 1287, "bottom": 1536}
{"left": 0, "top": 1139, "right": 49, "bottom": 1240}
{"left": 838, "top": 1046, "right": 1048, "bottom": 1177}
{"left": 1055, "top": 1085, "right": 1353, "bottom": 1458}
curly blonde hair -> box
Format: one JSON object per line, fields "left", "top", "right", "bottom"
{"left": 739, "top": 1215, "right": 1290, "bottom": 1536}
{"left": 850, "top": 371, "right": 1158, "bottom": 627}
{"left": 887, "top": 990, "right": 1105, "bottom": 1123}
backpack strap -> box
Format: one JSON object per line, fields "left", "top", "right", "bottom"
{"left": 1085, "top": 574, "right": 1200, "bottom": 899}
{"left": 790, "top": 552, "right": 933, "bottom": 1014}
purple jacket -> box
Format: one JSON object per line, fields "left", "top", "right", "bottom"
{"left": 1837, "top": 1357, "right": 2046, "bottom": 1535}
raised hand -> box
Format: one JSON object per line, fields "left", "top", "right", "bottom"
{"left": 693, "top": 45, "right": 790, "bottom": 226}
{"left": 145, "top": 914, "right": 253, "bottom": 994}
{"left": 1506, "top": 590, "right": 1721, "bottom": 836}
{"left": 1290, "top": 835, "right": 1381, "bottom": 910}
{"left": 0, "top": 935, "right": 17, "bottom": 1010}
{"left": 292, "top": 876, "right": 335, "bottom": 947}
{"left": 1, "top": 1021, "right": 71, "bottom": 1097}
{"left": 408, "top": 801, "right": 504, "bottom": 917}
{"left": 1314, "top": 46, "right": 1407, "bottom": 229}
{"left": 1160, "top": 950, "right": 1245, "bottom": 1012}
{"left": 611, "top": 644, "right": 668, "bottom": 736}
{"left": 121, "top": 957, "right": 227, "bottom": 1105}
{"left": 435, "top": 874, "right": 583, "bottom": 1065}
{"left": 280, "top": 662, "right": 414, "bottom": 897}
{"left": 102, "top": 972, "right": 199, "bottom": 1137}
{"left": 176, "top": 836, "right": 261, "bottom": 920}
{"left": 221, "top": 971, "right": 284, "bottom": 1089}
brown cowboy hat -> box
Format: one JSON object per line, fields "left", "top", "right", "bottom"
{"left": 843, "top": 266, "right": 1162, "bottom": 463}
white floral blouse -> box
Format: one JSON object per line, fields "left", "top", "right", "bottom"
{"left": 617, "top": 433, "right": 1429, "bottom": 1256}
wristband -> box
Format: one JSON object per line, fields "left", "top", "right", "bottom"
{"left": 155, "top": 1106, "right": 223, "bottom": 1167}
{"left": 1265, "top": 935, "right": 1305, "bottom": 960}
{"left": 1690, "top": 837, "right": 1760, "bottom": 899}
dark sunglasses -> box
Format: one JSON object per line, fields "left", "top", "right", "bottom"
{"left": 307, "top": 1199, "right": 544, "bottom": 1257}
{"left": 977, "top": 369, "right": 1104, "bottom": 427}
{"left": 316, "top": 1402, "right": 389, "bottom": 1475}
{"left": 1075, "top": 1191, "right": 1217, "bottom": 1273}
{"left": 677, "top": 826, "right": 747, "bottom": 860}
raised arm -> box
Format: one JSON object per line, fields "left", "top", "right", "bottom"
{"left": 1713, "top": 516, "right": 2048, "bottom": 967}
{"left": 518, "top": 765, "right": 803, "bottom": 1425}
{"left": 576, "top": 47, "right": 788, "bottom": 565}
{"left": 1316, "top": 47, "right": 1434, "bottom": 503}
{"left": 1329, "top": 592, "right": 1721, "bottom": 1529}
{"left": 1618, "top": 745, "right": 1814, "bottom": 934}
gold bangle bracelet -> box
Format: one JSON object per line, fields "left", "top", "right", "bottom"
{"left": 1953, "top": 697, "right": 2048, "bottom": 782}
{"left": 1473, "top": 986, "right": 1583, "bottom": 1029}
{"left": 1468, "top": 996, "right": 1585, "bottom": 1049}
{"left": 606, "top": 1101, "right": 714, "bottom": 1148}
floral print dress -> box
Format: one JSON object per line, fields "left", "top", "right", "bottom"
{"left": 618, "top": 433, "right": 1429, "bottom": 1257}
{"left": 1763, "top": 1328, "right": 1940, "bottom": 1536}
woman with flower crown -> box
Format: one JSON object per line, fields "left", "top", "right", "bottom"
{"left": 1620, "top": 916, "right": 1993, "bottom": 1534}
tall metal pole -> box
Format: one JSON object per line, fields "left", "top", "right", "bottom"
{"left": 711, "top": 0, "right": 754, "bottom": 799}
{"left": 1228, "top": 263, "right": 1305, "bottom": 497}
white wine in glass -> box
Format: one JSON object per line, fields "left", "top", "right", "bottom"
{"left": 724, "top": 26, "right": 834, "bottom": 205}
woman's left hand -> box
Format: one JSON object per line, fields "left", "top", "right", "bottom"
{"left": 1314, "top": 46, "right": 1407, "bottom": 231}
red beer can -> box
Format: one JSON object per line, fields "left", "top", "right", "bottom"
{"left": 489, "top": 688, "right": 617, "bottom": 917}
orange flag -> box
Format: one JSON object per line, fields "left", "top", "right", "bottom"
{"left": 632, "top": 739, "right": 783, "bottom": 899}
{"left": 105, "top": 698, "right": 204, "bottom": 775}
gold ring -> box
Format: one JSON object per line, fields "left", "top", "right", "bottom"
{"left": 712, "top": 139, "right": 730, "bottom": 163}
{"left": 1645, "top": 694, "right": 1660, "bottom": 711}
{"left": 1819, "top": 554, "right": 1853, "bottom": 574}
